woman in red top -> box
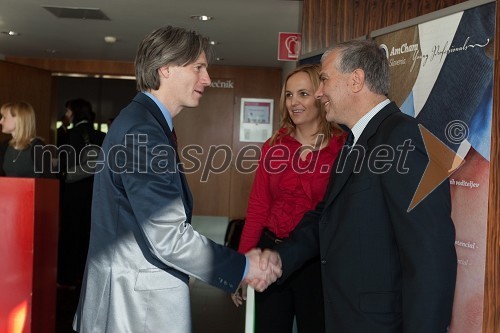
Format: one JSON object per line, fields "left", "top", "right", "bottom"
{"left": 232, "top": 64, "right": 345, "bottom": 333}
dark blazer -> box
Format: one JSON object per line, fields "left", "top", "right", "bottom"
{"left": 65, "top": 121, "right": 105, "bottom": 167}
{"left": 0, "top": 138, "right": 53, "bottom": 178}
{"left": 73, "top": 93, "right": 246, "bottom": 333}
{"left": 277, "top": 102, "right": 457, "bottom": 333}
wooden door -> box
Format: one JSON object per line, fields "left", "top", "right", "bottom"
{"left": 174, "top": 81, "right": 234, "bottom": 216}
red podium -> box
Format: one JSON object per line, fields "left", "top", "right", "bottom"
{"left": 0, "top": 178, "right": 59, "bottom": 333}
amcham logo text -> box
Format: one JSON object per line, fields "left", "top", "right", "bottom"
{"left": 379, "top": 43, "right": 420, "bottom": 58}
{"left": 389, "top": 43, "right": 419, "bottom": 56}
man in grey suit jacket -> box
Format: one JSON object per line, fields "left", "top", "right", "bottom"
{"left": 73, "top": 26, "right": 281, "bottom": 333}
{"left": 260, "top": 40, "right": 457, "bottom": 332}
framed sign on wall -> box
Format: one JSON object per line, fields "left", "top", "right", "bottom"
{"left": 239, "top": 98, "right": 274, "bottom": 142}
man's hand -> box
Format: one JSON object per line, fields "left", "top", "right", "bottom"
{"left": 244, "top": 249, "right": 282, "bottom": 292}
{"left": 260, "top": 249, "right": 282, "bottom": 273}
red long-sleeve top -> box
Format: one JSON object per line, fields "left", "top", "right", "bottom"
{"left": 238, "top": 129, "right": 345, "bottom": 254}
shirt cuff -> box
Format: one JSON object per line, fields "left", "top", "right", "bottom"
{"left": 242, "top": 257, "right": 249, "bottom": 281}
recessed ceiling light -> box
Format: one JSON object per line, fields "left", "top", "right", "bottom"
{"left": 190, "top": 15, "right": 213, "bottom": 21}
{"left": 216, "top": 57, "right": 224, "bottom": 61}
{"left": 209, "top": 41, "right": 219, "bottom": 45}
{"left": 1, "top": 31, "right": 20, "bottom": 36}
{"left": 104, "top": 36, "right": 117, "bottom": 43}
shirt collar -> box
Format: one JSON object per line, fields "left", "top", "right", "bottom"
{"left": 350, "top": 99, "right": 390, "bottom": 146}
{"left": 74, "top": 120, "right": 88, "bottom": 127}
{"left": 143, "top": 91, "right": 173, "bottom": 131}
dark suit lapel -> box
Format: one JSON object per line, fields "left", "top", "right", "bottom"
{"left": 133, "top": 93, "right": 176, "bottom": 144}
{"left": 133, "top": 93, "right": 193, "bottom": 223}
{"left": 324, "top": 102, "right": 400, "bottom": 207}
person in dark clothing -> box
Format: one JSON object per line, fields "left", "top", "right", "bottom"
{"left": 58, "top": 98, "right": 104, "bottom": 287}
{"left": 56, "top": 112, "right": 72, "bottom": 147}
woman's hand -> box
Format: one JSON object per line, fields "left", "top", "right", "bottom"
{"left": 230, "top": 281, "right": 248, "bottom": 307}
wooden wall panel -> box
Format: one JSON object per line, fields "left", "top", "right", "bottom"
{"left": 400, "top": 0, "right": 419, "bottom": 22}
{"left": 366, "top": 0, "right": 385, "bottom": 37}
{"left": 302, "top": 0, "right": 469, "bottom": 53}
{"left": 0, "top": 61, "right": 53, "bottom": 144}
{"left": 5, "top": 57, "right": 134, "bottom": 76}
{"left": 484, "top": 3, "right": 500, "bottom": 330}
{"left": 302, "top": 0, "right": 324, "bottom": 51}
{"left": 418, "top": 0, "right": 437, "bottom": 14}
{"left": 332, "top": 1, "right": 352, "bottom": 46}
{"left": 174, "top": 85, "right": 234, "bottom": 217}
{"left": 383, "top": 0, "right": 403, "bottom": 27}
{"left": 353, "top": 0, "right": 367, "bottom": 40}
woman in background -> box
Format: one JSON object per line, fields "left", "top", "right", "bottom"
{"left": 0, "top": 101, "right": 51, "bottom": 178}
{"left": 232, "top": 64, "right": 345, "bottom": 333}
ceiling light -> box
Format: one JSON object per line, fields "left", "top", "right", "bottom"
{"left": 216, "top": 57, "right": 224, "bottom": 61}
{"left": 209, "top": 41, "right": 219, "bottom": 45}
{"left": 104, "top": 36, "right": 117, "bottom": 43}
{"left": 190, "top": 15, "right": 213, "bottom": 21}
{"left": 1, "top": 31, "right": 20, "bottom": 36}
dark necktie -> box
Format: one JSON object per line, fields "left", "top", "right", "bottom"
{"left": 172, "top": 128, "right": 181, "bottom": 169}
{"left": 171, "top": 128, "right": 191, "bottom": 222}
{"left": 172, "top": 128, "right": 178, "bottom": 148}
{"left": 339, "top": 124, "right": 354, "bottom": 148}
{"left": 334, "top": 129, "right": 354, "bottom": 174}
{"left": 345, "top": 130, "right": 354, "bottom": 149}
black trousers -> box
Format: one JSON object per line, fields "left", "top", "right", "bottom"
{"left": 255, "top": 230, "right": 325, "bottom": 333}
{"left": 57, "top": 177, "right": 93, "bottom": 285}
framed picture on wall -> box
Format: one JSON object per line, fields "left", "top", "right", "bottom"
{"left": 239, "top": 98, "right": 274, "bottom": 142}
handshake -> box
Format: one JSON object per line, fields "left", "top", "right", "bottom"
{"left": 231, "top": 249, "right": 281, "bottom": 307}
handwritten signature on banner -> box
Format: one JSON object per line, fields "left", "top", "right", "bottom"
{"left": 409, "top": 37, "right": 490, "bottom": 72}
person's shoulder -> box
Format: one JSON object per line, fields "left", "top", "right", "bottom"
{"left": 91, "top": 129, "right": 106, "bottom": 144}
{"left": 128, "top": 93, "right": 160, "bottom": 115}
{"left": 67, "top": 124, "right": 82, "bottom": 134}
{"left": 391, "top": 108, "right": 417, "bottom": 123}
{"left": 0, "top": 139, "right": 8, "bottom": 158}
{"left": 381, "top": 108, "right": 420, "bottom": 133}
{"left": 261, "top": 130, "right": 291, "bottom": 152}
{"left": 31, "top": 137, "right": 46, "bottom": 146}
{"left": 378, "top": 111, "right": 425, "bottom": 150}
{"left": 269, "top": 128, "right": 295, "bottom": 146}
{"left": 119, "top": 98, "right": 156, "bottom": 124}
{"left": 257, "top": 135, "right": 282, "bottom": 161}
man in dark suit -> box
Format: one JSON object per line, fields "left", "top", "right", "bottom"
{"left": 261, "top": 39, "right": 457, "bottom": 332}
{"left": 73, "top": 26, "right": 280, "bottom": 333}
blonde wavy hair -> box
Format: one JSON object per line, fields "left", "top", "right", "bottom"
{"left": 269, "top": 63, "right": 342, "bottom": 145}
{"left": 1, "top": 101, "right": 37, "bottom": 149}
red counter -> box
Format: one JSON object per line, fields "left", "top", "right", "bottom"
{"left": 0, "top": 178, "right": 59, "bottom": 333}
